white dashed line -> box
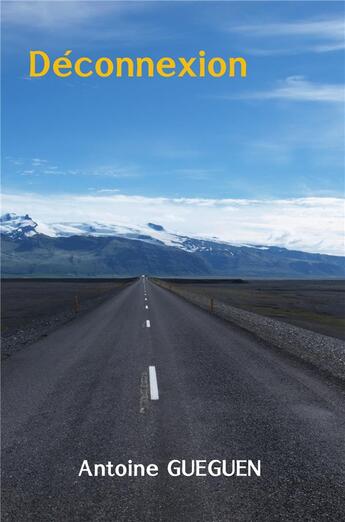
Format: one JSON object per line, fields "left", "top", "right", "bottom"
{"left": 146, "top": 320, "right": 151, "bottom": 328}
{"left": 145, "top": 305, "right": 149, "bottom": 309}
{"left": 145, "top": 297, "right": 148, "bottom": 301}
{"left": 149, "top": 366, "right": 159, "bottom": 400}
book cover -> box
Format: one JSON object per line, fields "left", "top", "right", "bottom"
{"left": 1, "top": 1, "right": 345, "bottom": 520}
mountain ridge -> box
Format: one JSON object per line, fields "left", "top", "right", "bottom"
{"left": 1, "top": 213, "right": 344, "bottom": 278}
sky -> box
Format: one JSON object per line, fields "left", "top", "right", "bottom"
{"left": 1, "top": 1, "right": 345, "bottom": 255}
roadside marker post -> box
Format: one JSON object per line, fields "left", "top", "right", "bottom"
{"left": 74, "top": 295, "right": 80, "bottom": 313}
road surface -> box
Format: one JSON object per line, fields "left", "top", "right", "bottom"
{"left": 2, "top": 278, "right": 345, "bottom": 521}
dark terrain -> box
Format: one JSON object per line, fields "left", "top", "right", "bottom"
{"left": 1, "top": 278, "right": 135, "bottom": 357}
{"left": 161, "top": 279, "right": 345, "bottom": 340}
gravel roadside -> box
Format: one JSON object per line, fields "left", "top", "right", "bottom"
{"left": 154, "top": 280, "right": 345, "bottom": 383}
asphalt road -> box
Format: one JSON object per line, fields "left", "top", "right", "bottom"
{"left": 2, "top": 278, "right": 345, "bottom": 521}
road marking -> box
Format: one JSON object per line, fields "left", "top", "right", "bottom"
{"left": 149, "top": 366, "right": 159, "bottom": 400}
{"left": 146, "top": 320, "right": 151, "bottom": 328}
{"left": 145, "top": 305, "right": 149, "bottom": 309}
{"left": 145, "top": 297, "right": 148, "bottom": 301}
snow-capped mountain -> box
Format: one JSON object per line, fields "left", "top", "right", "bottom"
{"left": 0, "top": 213, "right": 38, "bottom": 239}
{"left": 1, "top": 213, "right": 344, "bottom": 278}
{"left": 0, "top": 212, "right": 257, "bottom": 254}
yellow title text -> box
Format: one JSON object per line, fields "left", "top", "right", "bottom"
{"left": 29, "top": 50, "right": 247, "bottom": 79}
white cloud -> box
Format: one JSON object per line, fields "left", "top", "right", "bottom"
{"left": 89, "top": 165, "right": 140, "bottom": 178}
{"left": 231, "top": 77, "right": 344, "bottom": 103}
{"left": 5, "top": 157, "right": 141, "bottom": 179}
{"left": 94, "top": 189, "right": 120, "bottom": 194}
{"left": 2, "top": 1, "right": 163, "bottom": 43}
{"left": 6, "top": 157, "right": 23, "bottom": 166}
{"left": 43, "top": 169, "right": 65, "bottom": 175}
{"left": 233, "top": 18, "right": 344, "bottom": 39}
{"left": 3, "top": 2, "right": 128, "bottom": 29}
{"left": 32, "top": 158, "right": 48, "bottom": 166}
{"left": 231, "top": 17, "right": 345, "bottom": 54}
{"left": 2, "top": 192, "right": 344, "bottom": 256}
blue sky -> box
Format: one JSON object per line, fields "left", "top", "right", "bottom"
{"left": 1, "top": 1, "right": 345, "bottom": 254}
